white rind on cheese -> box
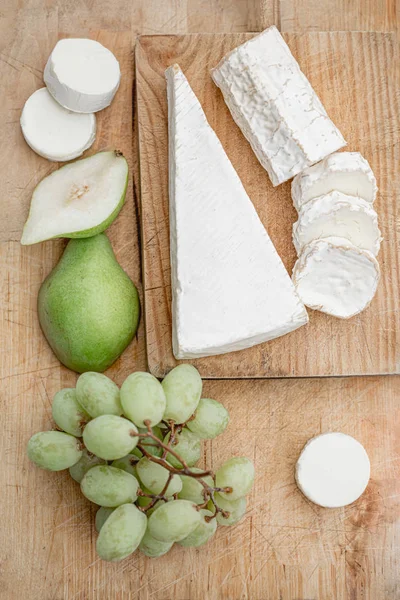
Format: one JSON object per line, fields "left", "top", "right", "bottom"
{"left": 211, "top": 26, "right": 346, "bottom": 186}
{"left": 44, "top": 39, "right": 121, "bottom": 113}
{"left": 292, "top": 191, "right": 382, "bottom": 256}
{"left": 292, "top": 151, "right": 377, "bottom": 211}
{"left": 20, "top": 87, "right": 96, "bottom": 162}
{"left": 166, "top": 64, "right": 308, "bottom": 359}
{"left": 295, "top": 432, "right": 371, "bottom": 508}
{"left": 292, "top": 237, "right": 380, "bottom": 318}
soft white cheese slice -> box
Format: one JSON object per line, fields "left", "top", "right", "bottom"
{"left": 292, "top": 191, "right": 382, "bottom": 256}
{"left": 44, "top": 39, "right": 121, "bottom": 113}
{"left": 166, "top": 64, "right": 308, "bottom": 359}
{"left": 295, "top": 432, "right": 370, "bottom": 508}
{"left": 20, "top": 88, "right": 96, "bottom": 162}
{"left": 211, "top": 26, "right": 346, "bottom": 186}
{"left": 292, "top": 151, "right": 377, "bottom": 211}
{"left": 292, "top": 237, "right": 380, "bottom": 318}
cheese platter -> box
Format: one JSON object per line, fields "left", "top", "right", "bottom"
{"left": 136, "top": 31, "right": 399, "bottom": 379}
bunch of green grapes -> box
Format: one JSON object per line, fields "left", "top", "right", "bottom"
{"left": 27, "top": 365, "right": 255, "bottom": 562}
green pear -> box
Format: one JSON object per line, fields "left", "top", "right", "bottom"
{"left": 38, "top": 234, "right": 140, "bottom": 373}
{"left": 21, "top": 150, "right": 128, "bottom": 245}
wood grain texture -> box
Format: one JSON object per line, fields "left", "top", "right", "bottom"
{"left": 2, "top": 372, "right": 400, "bottom": 599}
{"left": 280, "top": 0, "right": 397, "bottom": 32}
{"left": 1, "top": 1, "right": 399, "bottom": 599}
{"left": 137, "top": 31, "right": 400, "bottom": 378}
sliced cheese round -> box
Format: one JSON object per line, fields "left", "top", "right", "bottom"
{"left": 292, "top": 151, "right": 377, "bottom": 211}
{"left": 292, "top": 192, "right": 381, "bottom": 256}
{"left": 44, "top": 39, "right": 121, "bottom": 113}
{"left": 295, "top": 432, "right": 370, "bottom": 508}
{"left": 292, "top": 237, "right": 380, "bottom": 318}
{"left": 20, "top": 88, "right": 96, "bottom": 162}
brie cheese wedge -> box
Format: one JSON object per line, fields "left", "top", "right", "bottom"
{"left": 292, "top": 151, "right": 377, "bottom": 211}
{"left": 166, "top": 64, "right": 308, "bottom": 359}
{"left": 293, "top": 191, "right": 382, "bottom": 256}
{"left": 211, "top": 26, "right": 346, "bottom": 186}
{"left": 292, "top": 237, "right": 380, "bottom": 318}
{"left": 20, "top": 88, "right": 96, "bottom": 162}
{"left": 295, "top": 432, "right": 370, "bottom": 508}
{"left": 44, "top": 39, "right": 121, "bottom": 113}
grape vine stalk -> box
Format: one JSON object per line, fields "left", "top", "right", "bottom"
{"left": 132, "top": 420, "right": 232, "bottom": 520}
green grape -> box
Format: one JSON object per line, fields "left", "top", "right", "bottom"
{"left": 215, "top": 457, "right": 255, "bottom": 501}
{"left": 69, "top": 449, "right": 105, "bottom": 483}
{"left": 162, "top": 365, "right": 202, "bottom": 423}
{"left": 187, "top": 398, "right": 229, "bottom": 440}
{"left": 148, "top": 499, "right": 201, "bottom": 542}
{"left": 120, "top": 372, "right": 166, "bottom": 427}
{"left": 208, "top": 493, "right": 247, "bottom": 526}
{"left": 111, "top": 454, "right": 139, "bottom": 477}
{"left": 164, "top": 428, "right": 201, "bottom": 468}
{"left": 179, "top": 468, "right": 214, "bottom": 504}
{"left": 139, "top": 527, "right": 173, "bottom": 557}
{"left": 95, "top": 507, "right": 115, "bottom": 532}
{"left": 96, "top": 503, "right": 147, "bottom": 562}
{"left": 82, "top": 415, "right": 138, "bottom": 460}
{"left": 81, "top": 465, "right": 139, "bottom": 507}
{"left": 178, "top": 509, "right": 217, "bottom": 547}
{"left": 76, "top": 372, "right": 122, "bottom": 417}
{"left": 27, "top": 431, "right": 82, "bottom": 471}
{"left": 137, "top": 425, "right": 163, "bottom": 458}
{"left": 52, "top": 388, "right": 91, "bottom": 437}
{"left": 136, "top": 457, "right": 182, "bottom": 496}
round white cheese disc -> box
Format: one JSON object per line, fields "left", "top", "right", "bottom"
{"left": 292, "top": 237, "right": 380, "bottom": 319}
{"left": 20, "top": 88, "right": 96, "bottom": 162}
{"left": 44, "top": 38, "right": 121, "bottom": 113}
{"left": 292, "top": 191, "right": 382, "bottom": 257}
{"left": 291, "top": 151, "right": 377, "bottom": 211}
{"left": 295, "top": 432, "right": 370, "bottom": 508}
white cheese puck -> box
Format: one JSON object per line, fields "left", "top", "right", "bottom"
{"left": 292, "top": 237, "right": 380, "bottom": 318}
{"left": 292, "top": 191, "right": 382, "bottom": 256}
{"left": 292, "top": 152, "right": 377, "bottom": 211}
{"left": 20, "top": 87, "right": 96, "bottom": 162}
{"left": 44, "top": 38, "right": 121, "bottom": 113}
{"left": 295, "top": 432, "right": 370, "bottom": 508}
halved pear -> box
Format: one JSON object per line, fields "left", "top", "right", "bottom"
{"left": 21, "top": 150, "right": 128, "bottom": 245}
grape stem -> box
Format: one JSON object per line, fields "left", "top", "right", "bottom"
{"left": 132, "top": 421, "right": 232, "bottom": 518}
{"left": 138, "top": 472, "right": 174, "bottom": 512}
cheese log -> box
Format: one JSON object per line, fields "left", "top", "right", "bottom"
{"left": 211, "top": 26, "right": 346, "bottom": 186}
{"left": 166, "top": 64, "right": 308, "bottom": 359}
{"left": 292, "top": 152, "right": 377, "bottom": 211}
{"left": 292, "top": 192, "right": 382, "bottom": 256}
{"left": 295, "top": 432, "right": 370, "bottom": 508}
{"left": 292, "top": 237, "right": 380, "bottom": 318}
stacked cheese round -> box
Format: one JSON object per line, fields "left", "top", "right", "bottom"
{"left": 291, "top": 152, "right": 381, "bottom": 318}
{"left": 21, "top": 39, "right": 121, "bottom": 162}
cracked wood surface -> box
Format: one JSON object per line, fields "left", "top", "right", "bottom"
{"left": 0, "top": 1, "right": 399, "bottom": 599}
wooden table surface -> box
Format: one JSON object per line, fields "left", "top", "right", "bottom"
{"left": 0, "top": 2, "right": 399, "bottom": 599}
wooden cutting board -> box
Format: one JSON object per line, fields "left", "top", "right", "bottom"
{"left": 136, "top": 31, "right": 400, "bottom": 379}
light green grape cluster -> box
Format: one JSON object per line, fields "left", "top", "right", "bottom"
{"left": 26, "top": 366, "right": 254, "bottom": 562}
